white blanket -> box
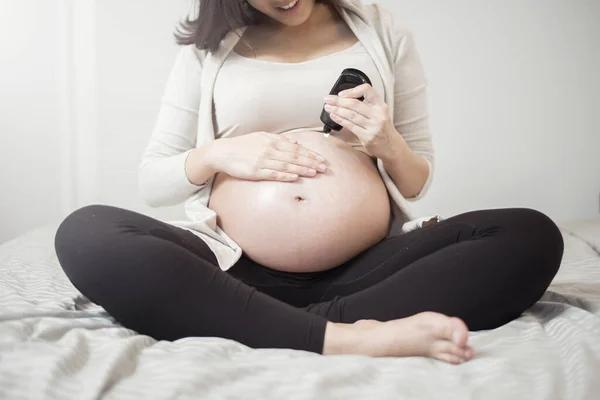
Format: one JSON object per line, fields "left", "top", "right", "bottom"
{"left": 1, "top": 222, "right": 599, "bottom": 400}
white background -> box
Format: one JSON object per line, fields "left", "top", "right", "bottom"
{"left": 1, "top": 0, "right": 599, "bottom": 243}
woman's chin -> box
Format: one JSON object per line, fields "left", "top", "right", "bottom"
{"left": 263, "top": 0, "right": 320, "bottom": 28}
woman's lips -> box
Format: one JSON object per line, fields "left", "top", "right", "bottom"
{"left": 276, "top": 0, "right": 300, "bottom": 13}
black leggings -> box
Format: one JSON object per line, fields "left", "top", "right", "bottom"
{"left": 54, "top": 205, "right": 563, "bottom": 354}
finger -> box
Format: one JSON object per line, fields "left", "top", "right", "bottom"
{"left": 262, "top": 159, "right": 318, "bottom": 177}
{"left": 272, "top": 150, "right": 327, "bottom": 173}
{"left": 256, "top": 169, "right": 299, "bottom": 182}
{"left": 338, "top": 83, "right": 382, "bottom": 105}
{"left": 329, "top": 112, "right": 370, "bottom": 140}
{"left": 324, "top": 96, "right": 371, "bottom": 118}
{"left": 276, "top": 137, "right": 325, "bottom": 162}
{"left": 326, "top": 105, "right": 370, "bottom": 129}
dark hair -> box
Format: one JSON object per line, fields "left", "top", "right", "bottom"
{"left": 175, "top": 0, "right": 338, "bottom": 53}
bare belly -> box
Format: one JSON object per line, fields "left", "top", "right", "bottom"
{"left": 208, "top": 131, "right": 391, "bottom": 272}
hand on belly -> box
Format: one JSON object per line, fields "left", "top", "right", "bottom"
{"left": 208, "top": 130, "right": 391, "bottom": 272}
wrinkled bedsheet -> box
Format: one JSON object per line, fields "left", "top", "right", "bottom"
{"left": 1, "top": 220, "right": 599, "bottom": 400}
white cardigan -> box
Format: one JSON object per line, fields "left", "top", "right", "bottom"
{"left": 139, "top": 0, "right": 435, "bottom": 271}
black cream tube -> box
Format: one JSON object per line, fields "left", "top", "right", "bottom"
{"left": 320, "top": 68, "right": 372, "bottom": 135}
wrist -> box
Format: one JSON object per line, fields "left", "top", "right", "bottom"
{"left": 381, "top": 130, "right": 407, "bottom": 164}
{"left": 185, "top": 141, "right": 222, "bottom": 186}
{"left": 203, "top": 139, "right": 224, "bottom": 174}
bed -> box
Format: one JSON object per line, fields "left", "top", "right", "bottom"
{"left": 1, "top": 219, "right": 599, "bottom": 400}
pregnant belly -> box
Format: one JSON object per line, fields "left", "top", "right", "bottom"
{"left": 208, "top": 130, "right": 391, "bottom": 272}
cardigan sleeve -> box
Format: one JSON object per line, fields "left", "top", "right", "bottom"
{"left": 138, "top": 45, "right": 206, "bottom": 207}
{"left": 392, "top": 29, "right": 435, "bottom": 200}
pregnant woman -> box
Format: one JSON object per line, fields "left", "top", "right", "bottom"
{"left": 54, "top": 0, "right": 564, "bottom": 364}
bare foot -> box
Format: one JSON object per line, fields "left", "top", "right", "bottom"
{"left": 324, "top": 312, "right": 474, "bottom": 364}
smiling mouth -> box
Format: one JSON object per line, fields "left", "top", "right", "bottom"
{"left": 276, "top": 0, "right": 299, "bottom": 11}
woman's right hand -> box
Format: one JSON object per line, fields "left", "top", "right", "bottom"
{"left": 210, "top": 132, "right": 328, "bottom": 182}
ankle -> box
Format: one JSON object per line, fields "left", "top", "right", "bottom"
{"left": 322, "top": 322, "right": 364, "bottom": 356}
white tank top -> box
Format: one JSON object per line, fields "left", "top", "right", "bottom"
{"left": 213, "top": 41, "right": 385, "bottom": 149}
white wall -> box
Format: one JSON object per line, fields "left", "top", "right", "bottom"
{"left": 0, "top": 0, "right": 191, "bottom": 243}
{"left": 384, "top": 0, "right": 600, "bottom": 221}
{"left": 94, "top": 0, "right": 192, "bottom": 222}
{"left": 1, "top": 0, "right": 599, "bottom": 242}
{"left": 0, "top": 0, "right": 64, "bottom": 243}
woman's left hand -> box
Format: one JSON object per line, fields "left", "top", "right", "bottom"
{"left": 324, "top": 84, "right": 396, "bottom": 159}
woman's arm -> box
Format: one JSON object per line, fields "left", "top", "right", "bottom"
{"left": 380, "top": 130, "right": 430, "bottom": 199}
{"left": 382, "top": 30, "right": 435, "bottom": 200}
{"left": 138, "top": 45, "right": 208, "bottom": 207}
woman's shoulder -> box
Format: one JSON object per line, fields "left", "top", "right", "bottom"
{"left": 345, "top": 0, "right": 414, "bottom": 61}
{"left": 349, "top": 1, "right": 416, "bottom": 59}
{"left": 173, "top": 43, "right": 210, "bottom": 70}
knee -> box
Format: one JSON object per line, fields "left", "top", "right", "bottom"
{"left": 54, "top": 204, "right": 117, "bottom": 279}
{"left": 55, "top": 204, "right": 115, "bottom": 247}
{"left": 511, "top": 208, "right": 564, "bottom": 278}
{"left": 515, "top": 208, "right": 564, "bottom": 251}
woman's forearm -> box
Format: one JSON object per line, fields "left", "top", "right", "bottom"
{"left": 380, "top": 131, "right": 430, "bottom": 199}
{"left": 185, "top": 141, "right": 221, "bottom": 186}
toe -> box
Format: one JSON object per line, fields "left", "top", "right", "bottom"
{"left": 419, "top": 313, "right": 469, "bottom": 348}
{"left": 449, "top": 317, "right": 469, "bottom": 347}
{"left": 431, "top": 339, "right": 474, "bottom": 365}
{"left": 464, "top": 346, "right": 475, "bottom": 360}
{"left": 453, "top": 345, "right": 473, "bottom": 361}
{"left": 431, "top": 340, "right": 466, "bottom": 362}
{"left": 452, "top": 344, "right": 469, "bottom": 359}
{"left": 435, "top": 352, "right": 464, "bottom": 365}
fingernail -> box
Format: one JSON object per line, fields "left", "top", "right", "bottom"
{"left": 318, "top": 163, "right": 327, "bottom": 172}
{"left": 310, "top": 151, "right": 325, "bottom": 161}
{"left": 338, "top": 90, "right": 348, "bottom": 97}
{"left": 324, "top": 95, "right": 334, "bottom": 102}
{"left": 324, "top": 104, "right": 334, "bottom": 112}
